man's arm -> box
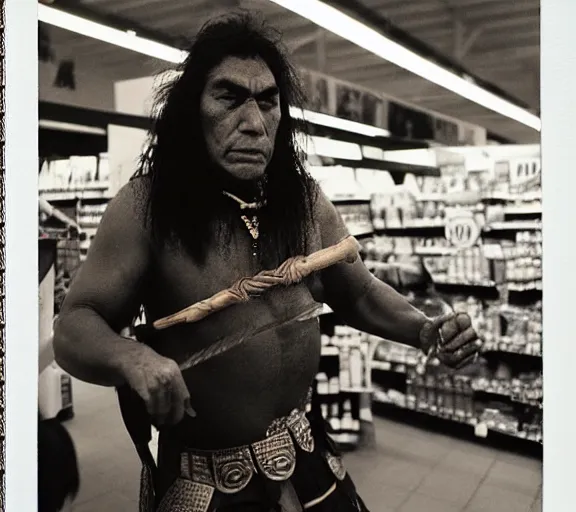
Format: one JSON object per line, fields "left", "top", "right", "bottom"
{"left": 314, "top": 190, "right": 429, "bottom": 349}
{"left": 53, "top": 180, "right": 154, "bottom": 386}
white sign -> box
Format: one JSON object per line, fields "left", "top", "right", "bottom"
{"left": 445, "top": 210, "right": 481, "bottom": 248}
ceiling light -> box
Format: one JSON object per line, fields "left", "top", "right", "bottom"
{"left": 39, "top": 120, "right": 107, "bottom": 135}
{"left": 38, "top": 6, "right": 393, "bottom": 138}
{"left": 39, "top": 3, "right": 538, "bottom": 133}
{"left": 269, "top": 0, "right": 540, "bottom": 131}
{"left": 38, "top": 4, "right": 187, "bottom": 64}
{"left": 290, "top": 107, "right": 390, "bottom": 137}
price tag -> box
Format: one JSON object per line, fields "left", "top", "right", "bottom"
{"left": 444, "top": 210, "right": 481, "bottom": 249}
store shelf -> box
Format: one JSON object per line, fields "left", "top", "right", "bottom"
{"left": 329, "top": 432, "right": 360, "bottom": 445}
{"left": 325, "top": 157, "right": 441, "bottom": 176}
{"left": 484, "top": 221, "right": 541, "bottom": 231}
{"left": 414, "top": 246, "right": 455, "bottom": 256}
{"left": 340, "top": 387, "right": 373, "bottom": 394}
{"left": 40, "top": 187, "right": 111, "bottom": 201}
{"left": 473, "top": 389, "right": 542, "bottom": 408}
{"left": 330, "top": 196, "right": 372, "bottom": 204}
{"left": 414, "top": 193, "right": 447, "bottom": 202}
{"left": 483, "top": 342, "right": 541, "bottom": 358}
{"left": 371, "top": 361, "right": 408, "bottom": 374}
{"left": 375, "top": 226, "right": 446, "bottom": 237}
{"left": 433, "top": 277, "right": 498, "bottom": 287}
{"left": 374, "top": 397, "right": 472, "bottom": 423}
{"left": 372, "top": 397, "right": 541, "bottom": 444}
{"left": 508, "top": 282, "right": 542, "bottom": 292}
{"left": 503, "top": 205, "right": 542, "bottom": 215}
{"left": 483, "top": 191, "right": 542, "bottom": 202}
{"left": 374, "top": 221, "right": 541, "bottom": 236}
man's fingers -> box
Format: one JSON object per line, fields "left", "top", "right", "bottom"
{"left": 455, "top": 313, "right": 472, "bottom": 330}
{"left": 172, "top": 372, "right": 196, "bottom": 418}
{"left": 255, "top": 275, "right": 283, "bottom": 285}
{"left": 184, "top": 398, "right": 196, "bottom": 418}
{"left": 167, "top": 390, "right": 185, "bottom": 426}
{"left": 430, "top": 313, "right": 456, "bottom": 334}
{"left": 439, "top": 338, "right": 482, "bottom": 367}
{"left": 454, "top": 353, "right": 478, "bottom": 370}
{"left": 148, "top": 384, "right": 172, "bottom": 425}
{"left": 439, "top": 317, "right": 460, "bottom": 343}
{"left": 442, "top": 327, "right": 478, "bottom": 353}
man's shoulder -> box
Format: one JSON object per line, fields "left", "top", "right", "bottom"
{"left": 117, "top": 175, "right": 151, "bottom": 203}
{"left": 310, "top": 184, "right": 337, "bottom": 221}
{"left": 105, "top": 176, "right": 151, "bottom": 230}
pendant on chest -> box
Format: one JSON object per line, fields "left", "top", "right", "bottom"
{"left": 240, "top": 214, "right": 259, "bottom": 257}
{"left": 222, "top": 191, "right": 263, "bottom": 259}
{"left": 240, "top": 214, "right": 259, "bottom": 240}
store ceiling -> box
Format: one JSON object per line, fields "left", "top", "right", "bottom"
{"left": 43, "top": 0, "right": 540, "bottom": 144}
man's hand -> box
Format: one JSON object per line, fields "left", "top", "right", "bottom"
{"left": 118, "top": 346, "right": 195, "bottom": 426}
{"left": 420, "top": 313, "right": 483, "bottom": 370}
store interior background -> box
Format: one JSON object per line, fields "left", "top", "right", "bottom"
{"left": 37, "top": 0, "right": 542, "bottom": 511}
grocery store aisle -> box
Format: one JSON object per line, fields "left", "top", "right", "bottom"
{"left": 64, "top": 379, "right": 542, "bottom": 512}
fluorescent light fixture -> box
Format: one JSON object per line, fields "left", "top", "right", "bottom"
{"left": 269, "top": 0, "right": 541, "bottom": 132}
{"left": 38, "top": 4, "right": 187, "bottom": 64}
{"left": 290, "top": 107, "right": 390, "bottom": 137}
{"left": 39, "top": 119, "right": 107, "bottom": 135}
{"left": 39, "top": 5, "right": 392, "bottom": 138}
{"left": 39, "top": 3, "right": 538, "bottom": 134}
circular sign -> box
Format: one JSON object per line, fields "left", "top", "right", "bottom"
{"left": 445, "top": 212, "right": 480, "bottom": 249}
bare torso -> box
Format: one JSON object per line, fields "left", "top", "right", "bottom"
{"left": 143, "top": 219, "right": 325, "bottom": 449}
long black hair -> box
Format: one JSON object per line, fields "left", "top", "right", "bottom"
{"left": 133, "top": 12, "right": 318, "bottom": 265}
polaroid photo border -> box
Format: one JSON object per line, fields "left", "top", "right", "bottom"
{"left": 0, "top": 0, "right": 6, "bottom": 507}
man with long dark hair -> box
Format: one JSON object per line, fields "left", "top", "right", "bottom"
{"left": 54, "top": 13, "right": 482, "bottom": 512}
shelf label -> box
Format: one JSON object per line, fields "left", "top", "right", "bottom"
{"left": 444, "top": 210, "right": 481, "bottom": 249}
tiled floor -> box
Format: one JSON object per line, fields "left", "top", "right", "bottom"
{"left": 64, "top": 379, "right": 542, "bottom": 511}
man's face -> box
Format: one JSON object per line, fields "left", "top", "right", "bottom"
{"left": 200, "top": 56, "right": 281, "bottom": 181}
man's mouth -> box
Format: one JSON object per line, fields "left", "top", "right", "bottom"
{"left": 231, "top": 148, "right": 264, "bottom": 155}
{"left": 228, "top": 149, "right": 266, "bottom": 162}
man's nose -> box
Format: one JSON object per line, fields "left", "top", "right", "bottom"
{"left": 238, "top": 99, "right": 266, "bottom": 136}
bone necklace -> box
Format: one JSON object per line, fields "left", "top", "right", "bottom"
{"left": 222, "top": 191, "right": 265, "bottom": 255}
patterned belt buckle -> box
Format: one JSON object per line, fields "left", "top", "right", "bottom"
{"left": 287, "top": 410, "right": 315, "bottom": 453}
{"left": 212, "top": 446, "right": 255, "bottom": 494}
{"left": 252, "top": 430, "right": 296, "bottom": 481}
{"left": 324, "top": 452, "right": 346, "bottom": 481}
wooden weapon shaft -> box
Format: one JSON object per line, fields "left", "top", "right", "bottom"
{"left": 152, "top": 235, "right": 360, "bottom": 331}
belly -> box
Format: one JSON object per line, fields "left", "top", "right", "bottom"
{"left": 159, "top": 316, "right": 321, "bottom": 449}
{"left": 145, "top": 234, "right": 325, "bottom": 448}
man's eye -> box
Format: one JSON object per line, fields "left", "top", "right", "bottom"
{"left": 220, "top": 94, "right": 240, "bottom": 105}
{"left": 258, "top": 97, "right": 279, "bottom": 109}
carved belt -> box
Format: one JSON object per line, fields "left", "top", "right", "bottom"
{"left": 156, "top": 407, "right": 346, "bottom": 512}
{"left": 183, "top": 408, "right": 314, "bottom": 492}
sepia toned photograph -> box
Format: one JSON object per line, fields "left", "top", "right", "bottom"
{"left": 6, "top": 0, "right": 563, "bottom": 510}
